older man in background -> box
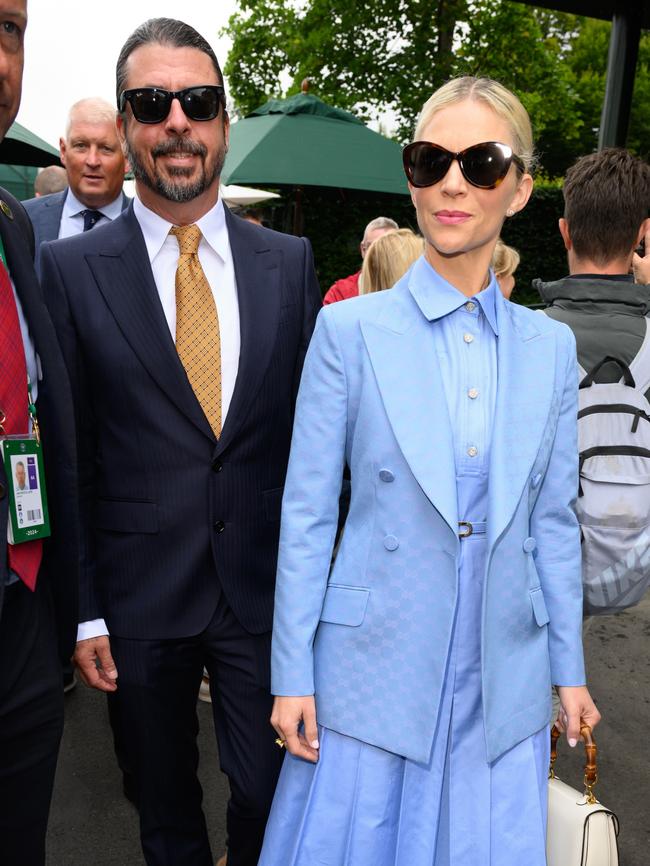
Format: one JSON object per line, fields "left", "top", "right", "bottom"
{"left": 23, "top": 96, "right": 129, "bottom": 267}
{"left": 323, "top": 215, "right": 398, "bottom": 304}
{"left": 33, "top": 165, "right": 67, "bottom": 197}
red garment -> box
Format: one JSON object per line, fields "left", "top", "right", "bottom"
{"left": 0, "top": 259, "right": 42, "bottom": 590}
{"left": 323, "top": 271, "right": 360, "bottom": 305}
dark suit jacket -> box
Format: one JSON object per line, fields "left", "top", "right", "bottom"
{"left": 41, "top": 203, "right": 321, "bottom": 638}
{"left": 23, "top": 189, "right": 130, "bottom": 275}
{"left": 0, "top": 187, "right": 79, "bottom": 662}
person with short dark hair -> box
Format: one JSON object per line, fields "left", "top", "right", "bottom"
{"left": 536, "top": 147, "right": 650, "bottom": 386}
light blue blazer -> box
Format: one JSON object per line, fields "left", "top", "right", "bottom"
{"left": 272, "top": 264, "right": 585, "bottom": 763}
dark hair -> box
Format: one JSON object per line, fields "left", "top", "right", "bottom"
{"left": 563, "top": 148, "right": 650, "bottom": 265}
{"left": 116, "top": 18, "right": 225, "bottom": 106}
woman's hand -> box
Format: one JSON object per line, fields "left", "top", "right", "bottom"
{"left": 271, "top": 695, "right": 320, "bottom": 763}
{"left": 555, "top": 685, "right": 601, "bottom": 746}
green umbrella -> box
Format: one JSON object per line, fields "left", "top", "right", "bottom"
{"left": 222, "top": 92, "right": 408, "bottom": 201}
{"left": 0, "top": 121, "right": 60, "bottom": 167}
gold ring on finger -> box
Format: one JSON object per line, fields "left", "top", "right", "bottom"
{"left": 274, "top": 737, "right": 286, "bottom": 748}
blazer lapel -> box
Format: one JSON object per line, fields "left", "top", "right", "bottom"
{"left": 361, "top": 285, "right": 458, "bottom": 534}
{"left": 215, "top": 209, "right": 281, "bottom": 455}
{"left": 86, "top": 207, "right": 215, "bottom": 441}
{"left": 487, "top": 296, "right": 556, "bottom": 547}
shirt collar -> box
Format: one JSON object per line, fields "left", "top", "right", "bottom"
{"left": 63, "top": 187, "right": 124, "bottom": 221}
{"left": 409, "top": 256, "right": 499, "bottom": 335}
{"left": 133, "top": 194, "right": 228, "bottom": 263}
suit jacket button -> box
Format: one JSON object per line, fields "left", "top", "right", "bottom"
{"left": 383, "top": 535, "right": 399, "bottom": 551}
{"left": 379, "top": 469, "right": 395, "bottom": 482}
{"left": 212, "top": 459, "right": 223, "bottom": 472}
{"left": 523, "top": 536, "right": 536, "bottom": 553}
{"left": 214, "top": 520, "right": 225, "bottom": 533}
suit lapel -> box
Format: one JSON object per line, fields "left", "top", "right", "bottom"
{"left": 361, "top": 285, "right": 458, "bottom": 534}
{"left": 86, "top": 207, "right": 215, "bottom": 441}
{"left": 487, "top": 296, "right": 556, "bottom": 547}
{"left": 215, "top": 209, "right": 281, "bottom": 455}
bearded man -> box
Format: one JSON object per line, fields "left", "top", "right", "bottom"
{"left": 40, "top": 17, "right": 321, "bottom": 866}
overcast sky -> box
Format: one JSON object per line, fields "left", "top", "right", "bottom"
{"left": 16, "top": 0, "right": 238, "bottom": 147}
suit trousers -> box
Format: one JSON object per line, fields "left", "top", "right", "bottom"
{"left": 0, "top": 580, "right": 64, "bottom": 866}
{"left": 107, "top": 593, "right": 283, "bottom": 866}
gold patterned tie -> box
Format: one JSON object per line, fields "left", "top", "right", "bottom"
{"left": 170, "top": 224, "right": 222, "bottom": 437}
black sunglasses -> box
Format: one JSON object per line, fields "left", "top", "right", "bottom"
{"left": 118, "top": 85, "right": 226, "bottom": 124}
{"left": 403, "top": 140, "right": 526, "bottom": 190}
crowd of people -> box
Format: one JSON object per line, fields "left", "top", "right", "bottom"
{"left": 0, "top": 4, "right": 649, "bottom": 866}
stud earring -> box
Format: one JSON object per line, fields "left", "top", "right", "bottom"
{"left": 506, "top": 209, "right": 515, "bottom": 217}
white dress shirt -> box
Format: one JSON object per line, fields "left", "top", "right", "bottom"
{"left": 58, "top": 188, "right": 125, "bottom": 238}
{"left": 78, "top": 194, "right": 240, "bottom": 642}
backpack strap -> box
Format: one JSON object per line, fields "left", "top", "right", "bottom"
{"left": 628, "top": 318, "right": 650, "bottom": 395}
{"left": 579, "top": 356, "right": 635, "bottom": 389}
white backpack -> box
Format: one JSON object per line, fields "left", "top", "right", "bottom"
{"left": 577, "top": 321, "right": 650, "bottom": 614}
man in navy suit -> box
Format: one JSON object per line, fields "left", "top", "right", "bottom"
{"left": 41, "top": 17, "right": 320, "bottom": 866}
{"left": 0, "top": 2, "right": 79, "bottom": 864}
{"left": 23, "top": 96, "right": 129, "bottom": 270}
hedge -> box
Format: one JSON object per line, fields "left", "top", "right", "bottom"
{"left": 261, "top": 184, "right": 567, "bottom": 307}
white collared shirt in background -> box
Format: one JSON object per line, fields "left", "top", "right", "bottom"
{"left": 58, "top": 188, "right": 125, "bottom": 238}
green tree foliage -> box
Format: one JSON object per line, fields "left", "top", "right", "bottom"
{"left": 224, "top": 0, "right": 650, "bottom": 177}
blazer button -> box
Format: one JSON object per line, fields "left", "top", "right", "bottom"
{"left": 383, "top": 535, "right": 399, "bottom": 551}
{"left": 214, "top": 520, "right": 226, "bottom": 533}
{"left": 523, "top": 536, "right": 536, "bottom": 553}
{"left": 531, "top": 473, "right": 542, "bottom": 489}
{"left": 379, "top": 469, "right": 394, "bottom": 483}
{"left": 212, "top": 459, "right": 223, "bottom": 473}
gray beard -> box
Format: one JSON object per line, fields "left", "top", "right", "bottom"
{"left": 126, "top": 136, "right": 226, "bottom": 203}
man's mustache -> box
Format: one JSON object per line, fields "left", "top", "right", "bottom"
{"left": 151, "top": 138, "right": 207, "bottom": 158}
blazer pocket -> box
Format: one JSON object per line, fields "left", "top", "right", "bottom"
{"left": 320, "top": 584, "right": 370, "bottom": 627}
{"left": 529, "top": 587, "right": 550, "bottom": 627}
{"left": 262, "top": 487, "right": 284, "bottom": 522}
{"left": 94, "top": 499, "right": 158, "bottom": 534}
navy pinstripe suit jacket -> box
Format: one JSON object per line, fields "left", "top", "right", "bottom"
{"left": 41, "top": 203, "right": 321, "bottom": 638}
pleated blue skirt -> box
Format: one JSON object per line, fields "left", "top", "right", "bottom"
{"left": 259, "top": 534, "right": 549, "bottom": 866}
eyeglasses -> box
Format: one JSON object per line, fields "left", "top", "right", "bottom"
{"left": 402, "top": 140, "right": 525, "bottom": 190}
{"left": 118, "top": 85, "right": 226, "bottom": 124}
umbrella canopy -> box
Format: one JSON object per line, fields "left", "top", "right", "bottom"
{"left": 222, "top": 93, "right": 408, "bottom": 196}
{"left": 0, "top": 122, "right": 60, "bottom": 167}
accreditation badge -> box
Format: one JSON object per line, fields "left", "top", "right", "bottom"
{"left": 1, "top": 436, "right": 51, "bottom": 544}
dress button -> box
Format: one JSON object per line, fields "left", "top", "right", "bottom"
{"left": 383, "top": 535, "right": 399, "bottom": 551}
{"left": 467, "top": 446, "right": 478, "bottom": 457}
{"left": 465, "top": 301, "right": 476, "bottom": 312}
{"left": 468, "top": 388, "right": 479, "bottom": 399}
{"left": 523, "top": 537, "right": 537, "bottom": 553}
{"left": 212, "top": 459, "right": 223, "bottom": 473}
{"left": 214, "top": 520, "right": 225, "bottom": 533}
{"left": 379, "top": 469, "right": 395, "bottom": 482}
{"left": 463, "top": 333, "right": 474, "bottom": 344}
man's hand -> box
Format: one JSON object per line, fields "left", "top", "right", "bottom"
{"left": 271, "top": 695, "right": 319, "bottom": 763}
{"left": 555, "top": 685, "right": 601, "bottom": 746}
{"left": 74, "top": 635, "right": 118, "bottom": 692}
{"left": 632, "top": 227, "right": 650, "bottom": 284}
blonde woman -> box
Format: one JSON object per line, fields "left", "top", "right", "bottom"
{"left": 360, "top": 228, "right": 424, "bottom": 294}
{"left": 260, "top": 77, "right": 599, "bottom": 866}
{"left": 492, "top": 237, "right": 520, "bottom": 298}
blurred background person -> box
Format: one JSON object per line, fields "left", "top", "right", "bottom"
{"left": 359, "top": 228, "right": 424, "bottom": 294}
{"left": 492, "top": 237, "right": 520, "bottom": 299}
{"left": 323, "top": 216, "right": 398, "bottom": 304}
{"left": 33, "top": 164, "right": 67, "bottom": 197}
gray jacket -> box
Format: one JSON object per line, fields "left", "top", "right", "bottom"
{"left": 535, "top": 275, "right": 650, "bottom": 393}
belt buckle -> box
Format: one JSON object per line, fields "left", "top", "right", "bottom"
{"left": 458, "top": 521, "right": 473, "bottom": 538}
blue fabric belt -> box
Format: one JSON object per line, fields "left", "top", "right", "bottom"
{"left": 458, "top": 521, "right": 487, "bottom": 538}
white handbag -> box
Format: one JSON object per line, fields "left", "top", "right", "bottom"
{"left": 546, "top": 724, "right": 619, "bottom": 866}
